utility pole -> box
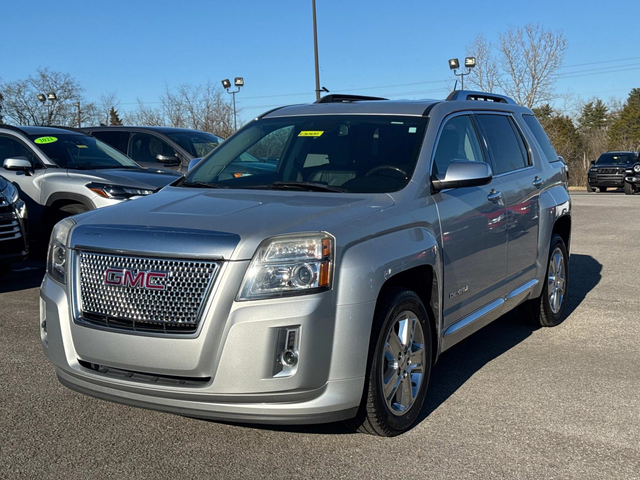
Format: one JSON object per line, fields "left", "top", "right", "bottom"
{"left": 76, "top": 101, "right": 81, "bottom": 128}
{"left": 312, "top": 0, "right": 321, "bottom": 101}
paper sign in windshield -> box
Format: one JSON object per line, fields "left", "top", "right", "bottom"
{"left": 298, "top": 131, "right": 324, "bottom": 137}
{"left": 34, "top": 136, "right": 58, "bottom": 144}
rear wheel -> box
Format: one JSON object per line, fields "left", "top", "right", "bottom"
{"left": 598, "top": 187, "right": 607, "bottom": 193}
{"left": 521, "top": 234, "right": 569, "bottom": 327}
{"left": 624, "top": 182, "right": 635, "bottom": 195}
{"left": 346, "top": 288, "right": 432, "bottom": 436}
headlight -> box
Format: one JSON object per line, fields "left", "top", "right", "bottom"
{"left": 0, "top": 180, "right": 19, "bottom": 204}
{"left": 47, "top": 218, "right": 75, "bottom": 284}
{"left": 238, "top": 233, "right": 334, "bottom": 300}
{"left": 634, "top": 164, "right": 640, "bottom": 173}
{"left": 589, "top": 168, "right": 597, "bottom": 173}
{"left": 86, "top": 182, "right": 155, "bottom": 199}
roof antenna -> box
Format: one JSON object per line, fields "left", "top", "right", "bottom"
{"left": 453, "top": 79, "right": 458, "bottom": 91}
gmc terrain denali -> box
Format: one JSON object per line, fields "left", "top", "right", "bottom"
{"left": 41, "top": 91, "right": 572, "bottom": 436}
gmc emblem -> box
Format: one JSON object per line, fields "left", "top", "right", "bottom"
{"left": 104, "top": 268, "right": 167, "bottom": 290}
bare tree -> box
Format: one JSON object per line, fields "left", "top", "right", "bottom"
{"left": 0, "top": 68, "right": 88, "bottom": 126}
{"left": 465, "top": 34, "right": 499, "bottom": 93}
{"left": 497, "top": 24, "right": 567, "bottom": 108}
{"left": 96, "top": 91, "right": 120, "bottom": 126}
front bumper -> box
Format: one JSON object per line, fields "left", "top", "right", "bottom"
{"left": 40, "top": 266, "right": 372, "bottom": 424}
{"left": 588, "top": 174, "right": 625, "bottom": 188}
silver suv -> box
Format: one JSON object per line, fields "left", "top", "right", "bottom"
{"left": 0, "top": 126, "right": 180, "bottom": 237}
{"left": 40, "top": 91, "right": 571, "bottom": 436}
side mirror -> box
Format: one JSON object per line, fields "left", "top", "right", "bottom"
{"left": 590, "top": 160, "right": 596, "bottom": 165}
{"left": 432, "top": 160, "right": 493, "bottom": 191}
{"left": 3, "top": 157, "right": 33, "bottom": 173}
{"left": 187, "top": 157, "right": 202, "bottom": 171}
{"left": 156, "top": 153, "right": 181, "bottom": 166}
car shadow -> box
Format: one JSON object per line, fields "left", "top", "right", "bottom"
{"left": 0, "top": 259, "right": 45, "bottom": 293}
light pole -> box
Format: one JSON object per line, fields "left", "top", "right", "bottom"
{"left": 37, "top": 92, "right": 57, "bottom": 126}
{"left": 448, "top": 57, "right": 476, "bottom": 91}
{"left": 312, "top": 0, "right": 321, "bottom": 101}
{"left": 221, "top": 77, "right": 243, "bottom": 131}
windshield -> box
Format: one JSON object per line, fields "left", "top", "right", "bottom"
{"left": 596, "top": 153, "right": 637, "bottom": 165}
{"left": 29, "top": 134, "right": 139, "bottom": 169}
{"left": 166, "top": 132, "right": 222, "bottom": 158}
{"left": 184, "top": 115, "right": 428, "bottom": 193}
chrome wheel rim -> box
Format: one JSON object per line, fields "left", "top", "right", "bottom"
{"left": 548, "top": 247, "right": 566, "bottom": 314}
{"left": 380, "top": 310, "right": 426, "bottom": 416}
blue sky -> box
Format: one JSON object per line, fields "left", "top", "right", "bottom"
{"left": 2, "top": 0, "right": 639, "bottom": 123}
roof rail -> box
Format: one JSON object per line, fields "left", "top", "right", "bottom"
{"left": 316, "top": 94, "right": 388, "bottom": 104}
{"left": 446, "top": 90, "right": 517, "bottom": 105}
{"left": 48, "top": 125, "right": 87, "bottom": 133}
{"left": 0, "top": 124, "right": 27, "bottom": 133}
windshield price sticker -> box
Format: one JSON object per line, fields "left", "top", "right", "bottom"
{"left": 298, "top": 131, "right": 324, "bottom": 137}
{"left": 34, "top": 136, "right": 58, "bottom": 144}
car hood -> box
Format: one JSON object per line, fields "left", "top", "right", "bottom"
{"left": 69, "top": 187, "right": 395, "bottom": 260}
{"left": 594, "top": 163, "right": 634, "bottom": 168}
{"left": 69, "top": 168, "right": 180, "bottom": 190}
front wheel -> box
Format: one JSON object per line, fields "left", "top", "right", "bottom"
{"left": 624, "top": 182, "right": 635, "bottom": 195}
{"left": 346, "top": 288, "right": 432, "bottom": 436}
{"left": 521, "top": 234, "right": 569, "bottom": 327}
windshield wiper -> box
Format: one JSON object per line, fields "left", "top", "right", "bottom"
{"left": 181, "top": 181, "right": 230, "bottom": 189}
{"left": 269, "top": 181, "right": 347, "bottom": 193}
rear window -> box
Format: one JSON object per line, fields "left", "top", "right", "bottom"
{"left": 522, "top": 114, "right": 560, "bottom": 163}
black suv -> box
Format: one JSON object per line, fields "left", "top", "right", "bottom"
{"left": 0, "top": 174, "right": 28, "bottom": 275}
{"left": 83, "top": 126, "right": 223, "bottom": 173}
{"left": 588, "top": 151, "right": 639, "bottom": 192}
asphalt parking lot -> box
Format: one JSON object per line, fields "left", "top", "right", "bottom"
{"left": 1, "top": 192, "right": 639, "bottom": 479}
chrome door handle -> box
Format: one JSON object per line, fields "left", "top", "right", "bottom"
{"left": 533, "top": 176, "right": 544, "bottom": 188}
{"left": 487, "top": 189, "right": 502, "bottom": 203}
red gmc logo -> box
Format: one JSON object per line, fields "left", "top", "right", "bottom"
{"left": 104, "top": 268, "right": 167, "bottom": 290}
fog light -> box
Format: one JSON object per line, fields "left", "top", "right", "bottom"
{"left": 281, "top": 349, "right": 298, "bottom": 366}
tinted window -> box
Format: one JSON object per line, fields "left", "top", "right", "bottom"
{"left": 595, "top": 153, "right": 637, "bottom": 165}
{"left": 476, "top": 114, "right": 528, "bottom": 174}
{"left": 432, "top": 115, "right": 485, "bottom": 176}
{"left": 166, "top": 132, "right": 222, "bottom": 158}
{"left": 522, "top": 114, "right": 559, "bottom": 163}
{"left": 187, "top": 115, "right": 428, "bottom": 193}
{"left": 129, "top": 133, "right": 176, "bottom": 164}
{"left": 90, "top": 131, "right": 130, "bottom": 154}
{"left": 28, "top": 134, "right": 138, "bottom": 169}
{"left": 0, "top": 134, "right": 39, "bottom": 166}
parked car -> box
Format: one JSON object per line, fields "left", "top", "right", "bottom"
{"left": 587, "top": 151, "right": 638, "bottom": 192}
{"left": 0, "top": 126, "right": 180, "bottom": 238}
{"left": 41, "top": 91, "right": 571, "bottom": 436}
{"left": 0, "top": 174, "right": 28, "bottom": 275}
{"left": 84, "top": 125, "right": 277, "bottom": 176}
{"left": 83, "top": 126, "right": 222, "bottom": 173}
{"left": 623, "top": 160, "right": 640, "bottom": 195}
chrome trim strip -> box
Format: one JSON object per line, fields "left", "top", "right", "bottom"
{"left": 443, "top": 298, "right": 504, "bottom": 336}
{"left": 505, "top": 279, "right": 538, "bottom": 300}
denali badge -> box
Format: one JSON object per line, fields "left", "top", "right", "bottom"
{"left": 104, "top": 268, "right": 167, "bottom": 290}
{"left": 449, "top": 285, "right": 469, "bottom": 299}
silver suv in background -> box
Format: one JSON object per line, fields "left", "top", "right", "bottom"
{"left": 0, "top": 126, "right": 180, "bottom": 237}
{"left": 40, "top": 91, "right": 571, "bottom": 436}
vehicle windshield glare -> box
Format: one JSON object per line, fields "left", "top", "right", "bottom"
{"left": 29, "top": 134, "right": 139, "bottom": 169}
{"left": 596, "top": 153, "right": 637, "bottom": 165}
{"left": 167, "top": 132, "right": 222, "bottom": 158}
{"left": 185, "top": 115, "right": 428, "bottom": 193}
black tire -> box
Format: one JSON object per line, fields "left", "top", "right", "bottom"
{"left": 624, "top": 182, "right": 635, "bottom": 195}
{"left": 587, "top": 184, "right": 596, "bottom": 193}
{"left": 59, "top": 203, "right": 89, "bottom": 217}
{"left": 521, "top": 234, "right": 569, "bottom": 327}
{"left": 346, "top": 288, "right": 432, "bottom": 436}
{"left": 598, "top": 187, "right": 607, "bottom": 193}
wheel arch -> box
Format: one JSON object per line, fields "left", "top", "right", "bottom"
{"left": 46, "top": 193, "right": 95, "bottom": 211}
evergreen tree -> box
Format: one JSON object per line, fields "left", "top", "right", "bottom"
{"left": 578, "top": 99, "right": 608, "bottom": 131}
{"left": 608, "top": 88, "right": 640, "bottom": 150}
{"left": 109, "top": 106, "right": 123, "bottom": 126}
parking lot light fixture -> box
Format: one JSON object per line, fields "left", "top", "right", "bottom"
{"left": 37, "top": 93, "right": 46, "bottom": 103}
{"left": 448, "top": 58, "right": 460, "bottom": 70}
{"left": 449, "top": 57, "right": 476, "bottom": 91}
{"left": 465, "top": 57, "right": 476, "bottom": 68}
{"left": 222, "top": 77, "right": 243, "bottom": 132}
{"left": 47, "top": 92, "right": 57, "bottom": 101}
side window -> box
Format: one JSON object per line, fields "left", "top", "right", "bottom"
{"left": 475, "top": 114, "right": 528, "bottom": 175}
{"left": 522, "top": 114, "right": 560, "bottom": 163}
{"left": 91, "top": 131, "right": 130, "bottom": 155}
{"left": 0, "top": 134, "right": 38, "bottom": 166}
{"left": 128, "top": 133, "right": 175, "bottom": 164}
{"left": 432, "top": 115, "right": 485, "bottom": 176}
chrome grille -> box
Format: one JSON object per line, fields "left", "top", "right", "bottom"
{"left": 76, "top": 251, "right": 219, "bottom": 334}
{"left": 0, "top": 207, "right": 21, "bottom": 242}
